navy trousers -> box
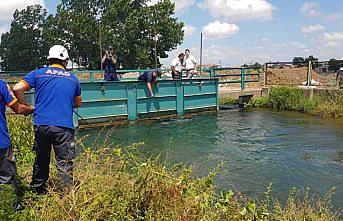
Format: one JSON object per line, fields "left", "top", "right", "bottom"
{"left": 0, "top": 146, "right": 16, "bottom": 184}
{"left": 30, "top": 126, "right": 76, "bottom": 193}
{"left": 104, "top": 71, "right": 119, "bottom": 81}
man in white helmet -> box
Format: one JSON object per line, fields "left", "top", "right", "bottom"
{"left": 13, "top": 45, "right": 82, "bottom": 193}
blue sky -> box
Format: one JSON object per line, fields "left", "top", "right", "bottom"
{"left": 1, "top": 0, "right": 343, "bottom": 66}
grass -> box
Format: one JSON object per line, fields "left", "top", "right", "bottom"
{"left": 0, "top": 115, "right": 341, "bottom": 220}
{"left": 248, "top": 87, "right": 343, "bottom": 118}
{"left": 219, "top": 97, "right": 238, "bottom": 105}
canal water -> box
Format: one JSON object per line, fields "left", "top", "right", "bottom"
{"left": 78, "top": 109, "right": 343, "bottom": 207}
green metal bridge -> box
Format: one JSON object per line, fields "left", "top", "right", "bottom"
{"left": 1, "top": 68, "right": 260, "bottom": 127}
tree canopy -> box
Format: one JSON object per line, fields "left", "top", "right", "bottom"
{"left": 0, "top": 0, "right": 184, "bottom": 71}
{"left": 0, "top": 5, "right": 46, "bottom": 71}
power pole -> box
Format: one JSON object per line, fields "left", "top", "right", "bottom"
{"left": 99, "top": 21, "right": 103, "bottom": 70}
{"left": 200, "top": 32, "right": 203, "bottom": 75}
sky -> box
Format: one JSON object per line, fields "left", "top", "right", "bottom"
{"left": 1, "top": 0, "right": 343, "bottom": 67}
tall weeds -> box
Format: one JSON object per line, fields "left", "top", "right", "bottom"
{"left": 249, "top": 87, "right": 343, "bottom": 118}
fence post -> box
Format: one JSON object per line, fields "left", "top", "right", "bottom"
{"left": 210, "top": 67, "right": 214, "bottom": 78}
{"left": 176, "top": 81, "right": 184, "bottom": 116}
{"left": 241, "top": 68, "right": 246, "bottom": 90}
{"left": 263, "top": 63, "right": 267, "bottom": 87}
{"left": 127, "top": 83, "right": 137, "bottom": 120}
{"left": 89, "top": 72, "right": 94, "bottom": 82}
{"left": 307, "top": 61, "right": 312, "bottom": 86}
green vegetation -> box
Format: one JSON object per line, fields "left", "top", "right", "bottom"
{"left": 249, "top": 87, "right": 343, "bottom": 118}
{"left": 0, "top": 115, "right": 341, "bottom": 220}
{"left": 0, "top": 0, "right": 184, "bottom": 70}
{"left": 219, "top": 97, "right": 238, "bottom": 105}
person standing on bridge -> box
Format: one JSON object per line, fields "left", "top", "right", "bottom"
{"left": 184, "top": 48, "right": 197, "bottom": 78}
{"left": 336, "top": 66, "right": 343, "bottom": 89}
{"left": 102, "top": 46, "right": 118, "bottom": 81}
{"left": 138, "top": 70, "right": 162, "bottom": 97}
{"left": 13, "top": 45, "right": 82, "bottom": 194}
{"left": 0, "top": 80, "right": 33, "bottom": 185}
{"left": 170, "top": 52, "right": 185, "bottom": 80}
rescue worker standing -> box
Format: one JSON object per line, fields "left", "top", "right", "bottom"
{"left": 0, "top": 81, "right": 33, "bottom": 184}
{"left": 13, "top": 45, "right": 82, "bottom": 193}
{"left": 102, "top": 46, "right": 118, "bottom": 81}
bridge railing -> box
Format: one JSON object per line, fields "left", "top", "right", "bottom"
{"left": 1, "top": 67, "right": 260, "bottom": 91}
{"left": 207, "top": 67, "right": 261, "bottom": 90}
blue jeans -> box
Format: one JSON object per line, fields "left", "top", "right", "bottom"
{"left": 104, "top": 72, "right": 119, "bottom": 81}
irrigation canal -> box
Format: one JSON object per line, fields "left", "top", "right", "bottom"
{"left": 78, "top": 108, "right": 343, "bottom": 207}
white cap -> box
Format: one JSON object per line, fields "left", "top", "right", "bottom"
{"left": 47, "top": 45, "right": 69, "bottom": 60}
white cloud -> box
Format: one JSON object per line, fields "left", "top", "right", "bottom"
{"left": 301, "top": 24, "right": 325, "bottom": 34}
{"left": 0, "top": 0, "right": 45, "bottom": 36}
{"left": 202, "top": 20, "right": 239, "bottom": 39}
{"left": 300, "top": 2, "right": 342, "bottom": 21}
{"left": 260, "top": 37, "right": 269, "bottom": 42}
{"left": 0, "top": 0, "right": 45, "bottom": 21}
{"left": 326, "top": 41, "right": 340, "bottom": 49}
{"left": 146, "top": 0, "right": 195, "bottom": 13}
{"left": 291, "top": 42, "right": 307, "bottom": 49}
{"left": 183, "top": 24, "right": 196, "bottom": 36}
{"left": 325, "top": 13, "right": 343, "bottom": 21}
{"left": 300, "top": 2, "right": 321, "bottom": 17}
{"left": 172, "top": 0, "right": 196, "bottom": 13}
{"left": 199, "top": 0, "right": 276, "bottom": 21}
{"left": 323, "top": 32, "right": 343, "bottom": 42}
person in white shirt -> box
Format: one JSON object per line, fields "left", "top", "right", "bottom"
{"left": 170, "top": 52, "right": 185, "bottom": 79}
{"left": 184, "top": 48, "right": 197, "bottom": 78}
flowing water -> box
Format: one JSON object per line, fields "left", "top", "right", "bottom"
{"left": 78, "top": 109, "right": 343, "bottom": 207}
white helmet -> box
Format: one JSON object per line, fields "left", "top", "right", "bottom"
{"left": 47, "top": 45, "right": 69, "bottom": 60}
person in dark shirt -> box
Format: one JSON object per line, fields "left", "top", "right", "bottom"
{"left": 138, "top": 70, "right": 162, "bottom": 97}
{"left": 102, "top": 46, "right": 118, "bottom": 81}
{"left": 336, "top": 67, "right": 343, "bottom": 89}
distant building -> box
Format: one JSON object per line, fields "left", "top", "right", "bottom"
{"left": 314, "top": 65, "right": 330, "bottom": 74}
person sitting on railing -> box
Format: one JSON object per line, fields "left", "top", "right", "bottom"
{"left": 184, "top": 48, "right": 197, "bottom": 78}
{"left": 170, "top": 52, "right": 185, "bottom": 80}
{"left": 102, "top": 46, "right": 118, "bottom": 81}
{"left": 138, "top": 70, "right": 162, "bottom": 97}
{"left": 336, "top": 66, "right": 343, "bottom": 89}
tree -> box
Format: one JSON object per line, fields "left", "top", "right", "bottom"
{"left": 45, "top": 0, "right": 184, "bottom": 69}
{"left": 0, "top": 5, "right": 47, "bottom": 71}
{"left": 292, "top": 57, "right": 305, "bottom": 67}
{"left": 328, "top": 58, "right": 341, "bottom": 72}
{"left": 101, "top": 0, "right": 184, "bottom": 68}
{"left": 305, "top": 55, "right": 318, "bottom": 63}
